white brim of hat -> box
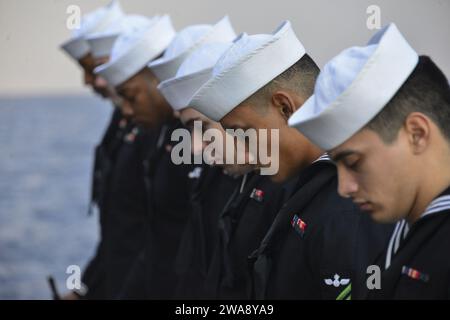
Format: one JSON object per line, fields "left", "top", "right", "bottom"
{"left": 288, "top": 23, "right": 419, "bottom": 150}
{"left": 86, "top": 33, "right": 119, "bottom": 58}
{"left": 60, "top": 36, "right": 90, "bottom": 61}
{"left": 148, "top": 16, "right": 236, "bottom": 82}
{"left": 158, "top": 68, "right": 213, "bottom": 111}
{"left": 94, "top": 22, "right": 175, "bottom": 88}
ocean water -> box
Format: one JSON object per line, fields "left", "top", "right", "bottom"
{"left": 0, "top": 94, "right": 112, "bottom": 299}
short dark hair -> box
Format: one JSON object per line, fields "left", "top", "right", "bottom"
{"left": 366, "top": 56, "right": 450, "bottom": 143}
{"left": 245, "top": 53, "right": 320, "bottom": 110}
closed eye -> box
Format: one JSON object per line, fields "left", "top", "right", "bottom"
{"left": 344, "top": 157, "right": 361, "bottom": 171}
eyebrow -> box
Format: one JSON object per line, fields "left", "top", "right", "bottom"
{"left": 331, "top": 150, "right": 357, "bottom": 163}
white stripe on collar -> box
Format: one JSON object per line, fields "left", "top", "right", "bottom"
{"left": 239, "top": 173, "right": 248, "bottom": 194}
{"left": 313, "top": 153, "right": 332, "bottom": 164}
{"left": 384, "top": 191, "right": 450, "bottom": 269}
{"left": 393, "top": 220, "right": 405, "bottom": 253}
{"left": 385, "top": 221, "right": 401, "bottom": 270}
{"left": 385, "top": 219, "right": 409, "bottom": 270}
{"left": 421, "top": 194, "right": 450, "bottom": 219}
{"left": 384, "top": 192, "right": 450, "bottom": 269}
{"left": 403, "top": 222, "right": 409, "bottom": 239}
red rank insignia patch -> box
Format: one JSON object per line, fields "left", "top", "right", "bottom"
{"left": 250, "top": 188, "right": 264, "bottom": 202}
{"left": 291, "top": 214, "right": 307, "bottom": 237}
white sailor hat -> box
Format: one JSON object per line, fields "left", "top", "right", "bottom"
{"left": 94, "top": 15, "right": 176, "bottom": 88}
{"left": 148, "top": 16, "right": 236, "bottom": 82}
{"left": 288, "top": 23, "right": 419, "bottom": 150}
{"left": 60, "top": 0, "right": 124, "bottom": 60}
{"left": 85, "top": 33, "right": 120, "bottom": 59}
{"left": 85, "top": 14, "right": 158, "bottom": 59}
{"left": 158, "top": 40, "right": 237, "bottom": 111}
{"left": 189, "top": 21, "right": 306, "bottom": 122}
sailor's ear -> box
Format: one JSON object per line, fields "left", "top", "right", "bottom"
{"left": 403, "top": 112, "right": 431, "bottom": 154}
{"left": 271, "top": 90, "right": 296, "bottom": 121}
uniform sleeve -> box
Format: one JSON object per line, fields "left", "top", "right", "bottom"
{"left": 116, "top": 250, "right": 147, "bottom": 299}
{"left": 78, "top": 241, "right": 107, "bottom": 299}
{"left": 304, "top": 218, "right": 326, "bottom": 295}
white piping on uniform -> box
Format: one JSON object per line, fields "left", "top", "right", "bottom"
{"left": 313, "top": 153, "right": 331, "bottom": 163}
{"left": 239, "top": 173, "right": 248, "bottom": 194}
{"left": 403, "top": 223, "right": 409, "bottom": 239}
{"left": 384, "top": 193, "right": 450, "bottom": 269}
{"left": 385, "top": 220, "right": 403, "bottom": 269}
{"left": 393, "top": 220, "right": 406, "bottom": 253}
{"left": 421, "top": 195, "right": 450, "bottom": 218}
